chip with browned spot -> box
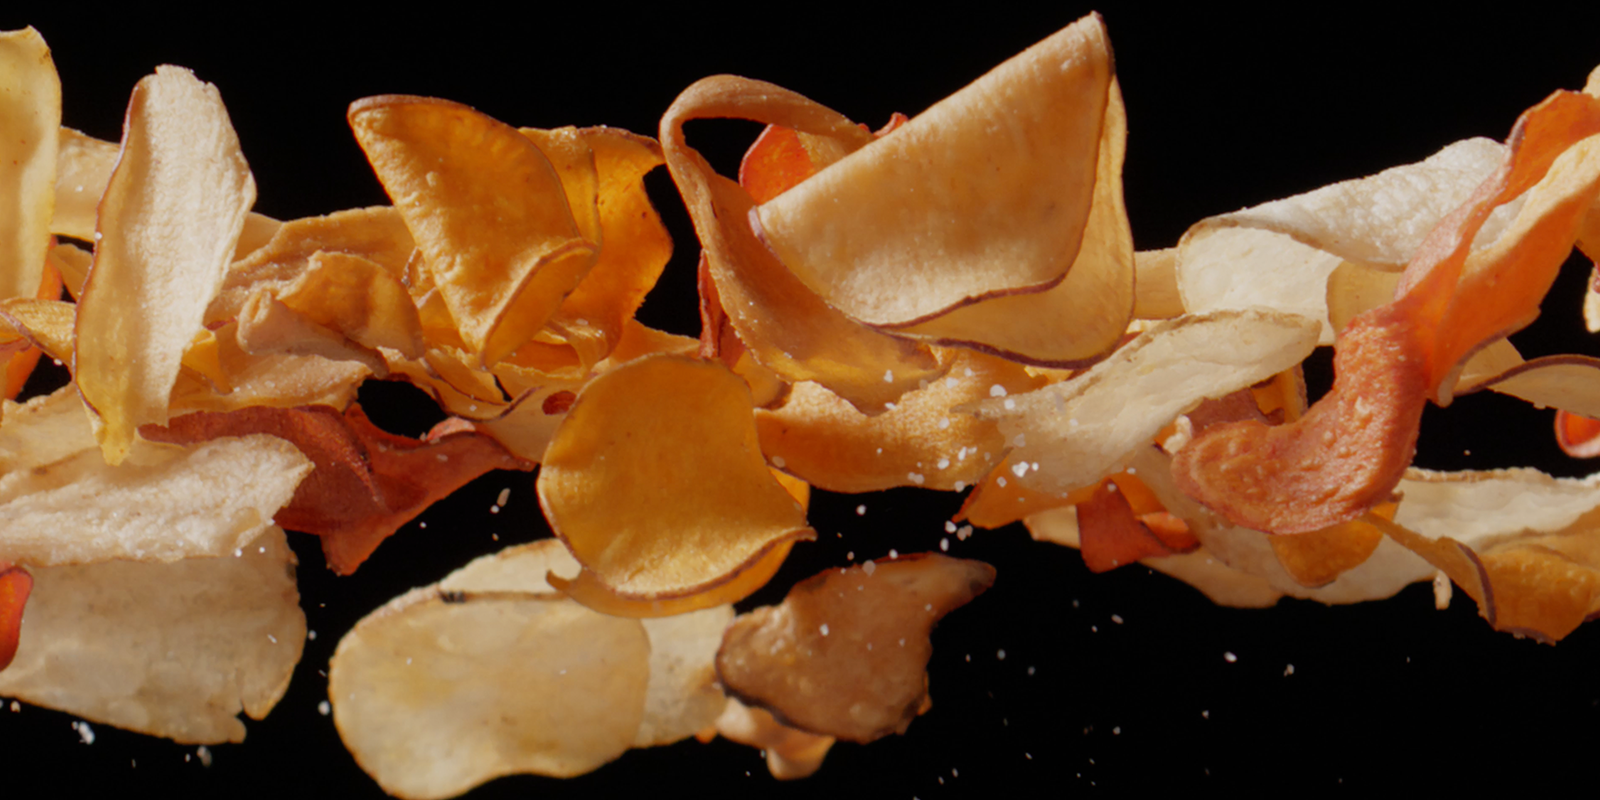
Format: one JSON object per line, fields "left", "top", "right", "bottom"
{"left": 716, "top": 553, "right": 993, "bottom": 743}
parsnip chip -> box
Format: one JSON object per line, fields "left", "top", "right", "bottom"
{"left": 755, "top": 15, "right": 1113, "bottom": 327}
{"left": 756, "top": 349, "right": 1041, "bottom": 492}
{"left": 0, "top": 560, "right": 28, "bottom": 671}
{"left": 538, "top": 354, "right": 814, "bottom": 599}
{"left": 714, "top": 698, "right": 834, "bottom": 780}
{"left": 332, "top": 588, "right": 649, "bottom": 799}
{"left": 0, "top": 28, "right": 59, "bottom": 306}
{"left": 969, "top": 309, "right": 1319, "bottom": 495}
{"left": 52, "top": 127, "right": 118, "bottom": 242}
{"left": 0, "top": 387, "right": 312, "bottom": 566}
{"left": 717, "top": 554, "right": 993, "bottom": 743}
{"left": 661, "top": 75, "right": 942, "bottom": 413}
{"left": 143, "top": 404, "right": 530, "bottom": 574}
{"left": 76, "top": 65, "right": 256, "bottom": 465}
{"left": 0, "top": 527, "right": 304, "bottom": 743}
{"left": 1175, "top": 91, "right": 1600, "bottom": 534}
{"left": 349, "top": 96, "right": 597, "bottom": 367}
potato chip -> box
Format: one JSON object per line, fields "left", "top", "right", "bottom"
{"left": 0, "top": 526, "right": 304, "bottom": 742}
{"left": 661, "top": 75, "right": 942, "bottom": 413}
{"left": 0, "top": 28, "right": 59, "bottom": 306}
{"left": 717, "top": 554, "right": 994, "bottom": 743}
{"left": 332, "top": 587, "right": 649, "bottom": 798}
{"left": 538, "top": 354, "right": 814, "bottom": 599}
{"left": 52, "top": 127, "right": 118, "bottom": 242}
{"left": 75, "top": 66, "right": 257, "bottom": 464}
{"left": 349, "top": 96, "right": 598, "bottom": 367}
{"left": 754, "top": 15, "right": 1114, "bottom": 327}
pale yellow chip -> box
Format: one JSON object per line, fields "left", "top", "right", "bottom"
{"left": 755, "top": 15, "right": 1113, "bottom": 327}
{"left": 968, "top": 309, "right": 1319, "bottom": 495}
{"left": 0, "top": 526, "right": 304, "bottom": 743}
{"left": 349, "top": 95, "right": 598, "bottom": 367}
{"left": 331, "top": 588, "right": 650, "bottom": 799}
{"left": 75, "top": 66, "right": 257, "bottom": 464}
{"left": 1180, "top": 137, "right": 1511, "bottom": 344}
{"left": 538, "top": 354, "right": 814, "bottom": 599}
{"left": 52, "top": 127, "right": 118, "bottom": 242}
{"left": 0, "top": 28, "right": 59, "bottom": 304}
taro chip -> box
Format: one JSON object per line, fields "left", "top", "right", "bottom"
{"left": 0, "top": 527, "right": 304, "bottom": 742}
{"left": 349, "top": 96, "right": 597, "bottom": 367}
{"left": 75, "top": 66, "right": 256, "bottom": 464}
{"left": 716, "top": 553, "right": 994, "bottom": 743}
{"left": 538, "top": 354, "right": 814, "bottom": 600}
{"left": 0, "top": 28, "right": 59, "bottom": 304}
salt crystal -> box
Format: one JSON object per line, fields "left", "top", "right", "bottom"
{"left": 889, "top": 549, "right": 898, "bottom": 558}
{"left": 908, "top": 472, "right": 925, "bottom": 484}
{"left": 820, "top": 624, "right": 830, "bottom": 636}
{"left": 957, "top": 525, "right": 972, "bottom": 540}
{"left": 419, "top": 521, "right": 428, "bottom": 529}
{"left": 1011, "top": 462, "right": 1029, "bottom": 478}
{"left": 846, "top": 551, "right": 854, "bottom": 560}
{"left": 318, "top": 701, "right": 331, "bottom": 716}
{"left": 996, "top": 649, "right": 1006, "bottom": 660}
{"left": 1223, "top": 651, "right": 1238, "bottom": 663}
{"left": 1012, "top": 433, "right": 1026, "bottom": 448}
{"left": 74, "top": 721, "right": 95, "bottom": 744}
{"left": 964, "top": 368, "right": 974, "bottom": 377}
{"left": 1202, "top": 710, "right": 1209, "bottom": 719}
{"left": 1111, "top": 614, "right": 1123, "bottom": 624}
{"left": 938, "top": 418, "right": 950, "bottom": 430}
{"left": 997, "top": 476, "right": 1007, "bottom": 487}
{"left": 490, "top": 506, "right": 500, "bottom": 514}
{"left": 863, "top": 560, "right": 876, "bottom": 576}
{"left": 267, "top": 634, "right": 277, "bottom": 644}
{"left": 937, "top": 457, "right": 950, "bottom": 469}
{"left": 197, "top": 746, "right": 212, "bottom": 768}
{"left": 9, "top": 701, "right": 17, "bottom": 712}
{"left": 1003, "top": 398, "right": 1016, "bottom": 410}
{"left": 1284, "top": 664, "right": 1295, "bottom": 676}
{"left": 989, "top": 384, "right": 1007, "bottom": 397}
{"left": 497, "top": 488, "right": 511, "bottom": 506}
{"left": 940, "top": 538, "right": 949, "bottom": 551}
{"left": 1113, "top": 727, "right": 1121, "bottom": 735}
{"left": 883, "top": 369, "right": 894, "bottom": 383}
{"left": 945, "top": 521, "right": 957, "bottom": 533}
{"left": 954, "top": 480, "right": 966, "bottom": 491}
{"left": 772, "top": 456, "right": 786, "bottom": 468}
{"left": 856, "top": 505, "right": 866, "bottom": 516}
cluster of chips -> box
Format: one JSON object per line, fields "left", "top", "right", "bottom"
{"left": 3, "top": 11, "right": 1600, "bottom": 799}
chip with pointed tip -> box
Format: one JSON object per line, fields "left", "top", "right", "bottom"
{"left": 716, "top": 553, "right": 993, "bottom": 743}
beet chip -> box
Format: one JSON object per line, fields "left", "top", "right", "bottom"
{"left": 143, "top": 404, "right": 531, "bottom": 573}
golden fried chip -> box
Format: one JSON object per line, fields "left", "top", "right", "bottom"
{"left": 0, "top": 527, "right": 304, "bottom": 742}
{"left": 76, "top": 66, "right": 257, "bottom": 464}
{"left": 349, "top": 96, "right": 597, "bottom": 367}
{"left": 52, "top": 127, "right": 118, "bottom": 242}
{"left": 332, "top": 588, "right": 650, "bottom": 799}
{"left": 661, "top": 75, "right": 942, "bottom": 413}
{"left": 756, "top": 349, "right": 1041, "bottom": 492}
{"left": 887, "top": 78, "right": 1134, "bottom": 366}
{"left": 716, "top": 554, "right": 993, "bottom": 743}
{"left": 538, "top": 354, "right": 814, "bottom": 599}
{"left": 0, "top": 28, "right": 59, "bottom": 305}
{"left": 1267, "top": 510, "right": 1389, "bottom": 589}
{"left": 755, "top": 16, "right": 1113, "bottom": 327}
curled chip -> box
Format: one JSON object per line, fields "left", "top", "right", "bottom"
{"left": 716, "top": 553, "right": 994, "bottom": 743}
{"left": 538, "top": 354, "right": 814, "bottom": 601}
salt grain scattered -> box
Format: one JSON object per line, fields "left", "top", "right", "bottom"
{"left": 1113, "top": 727, "right": 1121, "bottom": 735}
{"left": 308, "top": 630, "right": 317, "bottom": 641}
{"left": 889, "top": 549, "right": 899, "bottom": 559}
{"left": 820, "top": 624, "right": 830, "bottom": 636}
{"left": 1012, "top": 433, "right": 1026, "bottom": 447}
{"left": 1027, "top": 666, "right": 1035, "bottom": 676}
{"left": 940, "top": 538, "right": 949, "bottom": 551}
{"left": 318, "top": 701, "right": 331, "bottom": 716}
{"left": 938, "top": 418, "right": 950, "bottom": 430}
{"left": 989, "top": 384, "right": 1006, "bottom": 397}
{"left": 1111, "top": 614, "right": 1123, "bottom": 625}
{"left": 945, "top": 521, "right": 957, "bottom": 533}
{"left": 908, "top": 472, "right": 925, "bottom": 484}
{"left": 9, "top": 701, "right": 17, "bottom": 712}
{"left": 863, "top": 560, "right": 876, "bottom": 576}
{"left": 1224, "top": 651, "right": 1238, "bottom": 663}
{"left": 1284, "top": 664, "right": 1295, "bottom": 676}
{"left": 772, "top": 456, "right": 786, "bottom": 468}
{"left": 883, "top": 369, "right": 894, "bottom": 383}
{"left": 1011, "top": 462, "right": 1029, "bottom": 478}
{"left": 1202, "top": 710, "right": 1209, "bottom": 719}
{"left": 1003, "top": 398, "right": 1016, "bottom": 410}
{"left": 197, "top": 746, "right": 212, "bottom": 767}
{"left": 997, "top": 476, "right": 1007, "bottom": 487}
{"left": 856, "top": 504, "right": 866, "bottom": 516}
{"left": 73, "top": 721, "right": 95, "bottom": 744}
{"left": 997, "top": 649, "right": 1006, "bottom": 660}
{"left": 496, "top": 488, "right": 510, "bottom": 506}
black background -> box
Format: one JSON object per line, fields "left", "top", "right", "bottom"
{"left": 3, "top": 3, "right": 1600, "bottom": 796}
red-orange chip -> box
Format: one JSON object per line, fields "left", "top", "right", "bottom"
{"left": 0, "top": 561, "right": 30, "bottom": 671}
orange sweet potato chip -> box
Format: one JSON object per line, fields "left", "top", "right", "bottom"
{"left": 1556, "top": 409, "right": 1600, "bottom": 458}
{"left": 538, "top": 354, "right": 814, "bottom": 599}
{"left": 0, "top": 560, "right": 29, "bottom": 671}
{"left": 716, "top": 553, "right": 994, "bottom": 743}
{"left": 349, "top": 96, "right": 597, "bottom": 367}
{"left": 143, "top": 404, "right": 531, "bottom": 574}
